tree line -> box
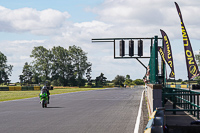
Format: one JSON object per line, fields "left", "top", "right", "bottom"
{"left": 0, "top": 45, "right": 145, "bottom": 87}
{"left": 20, "top": 45, "right": 91, "bottom": 86}
{"left": 112, "top": 75, "right": 145, "bottom": 86}
{"left": 2, "top": 47, "right": 200, "bottom": 86}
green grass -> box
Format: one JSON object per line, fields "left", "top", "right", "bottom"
{"left": 0, "top": 87, "right": 105, "bottom": 102}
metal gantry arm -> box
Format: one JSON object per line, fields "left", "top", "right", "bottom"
{"left": 92, "top": 37, "right": 162, "bottom": 70}
{"left": 136, "top": 58, "right": 147, "bottom": 69}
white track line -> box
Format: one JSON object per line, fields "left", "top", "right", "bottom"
{"left": 134, "top": 90, "right": 144, "bottom": 133}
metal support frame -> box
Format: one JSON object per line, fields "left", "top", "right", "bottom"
{"left": 136, "top": 58, "right": 147, "bottom": 69}
{"left": 92, "top": 37, "right": 162, "bottom": 70}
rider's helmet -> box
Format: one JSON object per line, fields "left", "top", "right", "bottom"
{"left": 42, "top": 86, "right": 47, "bottom": 90}
{"left": 41, "top": 86, "right": 47, "bottom": 93}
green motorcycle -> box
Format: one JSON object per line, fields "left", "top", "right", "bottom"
{"left": 39, "top": 91, "right": 48, "bottom": 108}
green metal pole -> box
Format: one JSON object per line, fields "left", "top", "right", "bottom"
{"left": 194, "top": 94, "right": 196, "bottom": 116}
{"left": 162, "top": 37, "right": 166, "bottom": 87}
{"left": 154, "top": 35, "right": 158, "bottom": 84}
{"left": 190, "top": 91, "right": 193, "bottom": 115}
{"left": 197, "top": 95, "right": 199, "bottom": 119}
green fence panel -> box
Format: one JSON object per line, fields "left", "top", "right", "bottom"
{"left": 163, "top": 87, "right": 200, "bottom": 119}
{"left": 22, "top": 86, "right": 34, "bottom": 91}
{"left": 0, "top": 87, "right": 9, "bottom": 91}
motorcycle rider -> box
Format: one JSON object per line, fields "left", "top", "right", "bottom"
{"left": 40, "top": 86, "right": 50, "bottom": 104}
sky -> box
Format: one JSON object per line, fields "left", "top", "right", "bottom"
{"left": 0, "top": 0, "right": 200, "bottom": 82}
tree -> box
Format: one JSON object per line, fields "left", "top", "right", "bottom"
{"left": 124, "top": 74, "right": 132, "bottom": 86}
{"left": 69, "top": 45, "right": 91, "bottom": 86}
{"left": 31, "top": 70, "right": 41, "bottom": 84}
{"left": 27, "top": 45, "right": 91, "bottom": 86}
{"left": 22, "top": 62, "right": 33, "bottom": 84}
{"left": 113, "top": 75, "right": 125, "bottom": 86}
{"left": 0, "top": 51, "right": 13, "bottom": 85}
{"left": 177, "top": 79, "right": 183, "bottom": 82}
{"left": 197, "top": 79, "right": 200, "bottom": 84}
{"left": 132, "top": 79, "right": 145, "bottom": 85}
{"left": 30, "top": 46, "right": 52, "bottom": 82}
{"left": 19, "top": 75, "right": 24, "bottom": 86}
{"left": 195, "top": 50, "right": 200, "bottom": 83}
{"left": 95, "top": 73, "right": 107, "bottom": 86}
{"left": 195, "top": 50, "right": 200, "bottom": 67}
{"left": 181, "top": 81, "right": 186, "bottom": 84}
{"left": 86, "top": 67, "right": 92, "bottom": 86}
{"left": 51, "top": 79, "right": 62, "bottom": 86}
{"left": 51, "top": 46, "right": 73, "bottom": 86}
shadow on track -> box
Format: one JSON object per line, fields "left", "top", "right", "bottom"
{"left": 46, "top": 107, "right": 64, "bottom": 109}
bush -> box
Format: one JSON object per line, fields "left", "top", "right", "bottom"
{"left": 132, "top": 79, "right": 145, "bottom": 85}
{"left": 51, "top": 79, "right": 62, "bottom": 86}
{"left": 197, "top": 78, "right": 200, "bottom": 84}
{"left": 181, "top": 81, "right": 186, "bottom": 84}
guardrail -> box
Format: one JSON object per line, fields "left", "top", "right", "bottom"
{"left": 0, "top": 86, "right": 41, "bottom": 91}
{"left": 163, "top": 87, "right": 200, "bottom": 119}
{"left": 144, "top": 107, "right": 165, "bottom": 133}
{"left": 166, "top": 84, "right": 189, "bottom": 88}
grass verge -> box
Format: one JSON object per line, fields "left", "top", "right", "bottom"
{"left": 0, "top": 87, "right": 105, "bottom": 102}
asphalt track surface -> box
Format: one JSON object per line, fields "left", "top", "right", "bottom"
{"left": 0, "top": 87, "right": 144, "bottom": 133}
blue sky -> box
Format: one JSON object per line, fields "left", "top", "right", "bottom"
{"left": 0, "top": 0, "right": 102, "bottom": 41}
{"left": 0, "top": 0, "right": 102, "bottom": 22}
{"left": 0, "top": 0, "right": 200, "bottom": 82}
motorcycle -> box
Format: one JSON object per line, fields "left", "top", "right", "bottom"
{"left": 39, "top": 91, "right": 48, "bottom": 108}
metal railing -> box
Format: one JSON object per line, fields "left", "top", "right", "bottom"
{"left": 163, "top": 87, "right": 200, "bottom": 119}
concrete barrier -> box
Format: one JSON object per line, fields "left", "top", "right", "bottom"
{"left": 166, "top": 84, "right": 189, "bottom": 89}
{"left": 146, "top": 84, "right": 162, "bottom": 115}
{"left": 0, "top": 86, "right": 41, "bottom": 91}
{"left": 145, "top": 83, "right": 166, "bottom": 133}
{"left": 9, "top": 86, "right": 22, "bottom": 91}
{"left": 180, "top": 85, "right": 188, "bottom": 88}
{"left": 170, "top": 85, "right": 176, "bottom": 88}
{"left": 34, "top": 86, "right": 41, "bottom": 90}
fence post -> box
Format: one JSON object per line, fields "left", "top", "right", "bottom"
{"left": 190, "top": 92, "right": 192, "bottom": 115}
{"left": 193, "top": 94, "right": 196, "bottom": 116}
{"left": 197, "top": 95, "right": 199, "bottom": 119}
{"left": 173, "top": 94, "right": 176, "bottom": 115}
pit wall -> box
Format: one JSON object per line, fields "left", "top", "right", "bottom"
{"left": 0, "top": 86, "right": 41, "bottom": 91}
{"left": 146, "top": 84, "right": 162, "bottom": 116}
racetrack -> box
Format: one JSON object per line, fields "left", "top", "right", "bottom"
{"left": 0, "top": 87, "right": 144, "bottom": 133}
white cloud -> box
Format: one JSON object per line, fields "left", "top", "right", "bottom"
{"left": 0, "top": 6, "right": 70, "bottom": 35}
{"left": 89, "top": 0, "right": 200, "bottom": 40}
{"left": 1, "top": 39, "right": 46, "bottom": 63}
